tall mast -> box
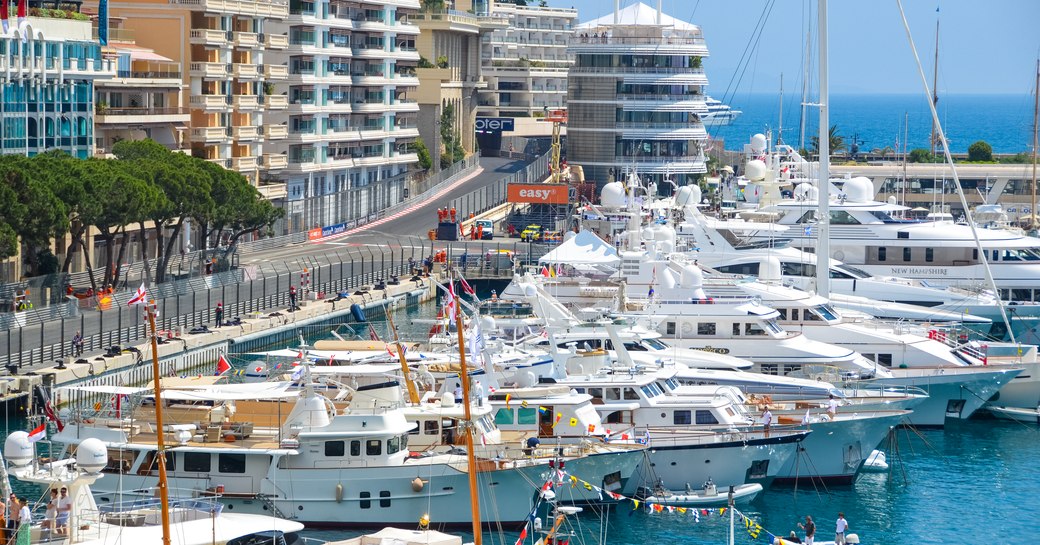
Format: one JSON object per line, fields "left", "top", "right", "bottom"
{"left": 386, "top": 308, "right": 420, "bottom": 404}
{"left": 453, "top": 278, "right": 482, "bottom": 545}
{"left": 144, "top": 295, "right": 172, "bottom": 545}
{"left": 1031, "top": 58, "right": 1038, "bottom": 229}
{"left": 777, "top": 73, "right": 784, "bottom": 145}
{"left": 929, "top": 15, "right": 940, "bottom": 155}
{"left": 799, "top": 30, "right": 810, "bottom": 152}
{"left": 815, "top": 0, "right": 830, "bottom": 299}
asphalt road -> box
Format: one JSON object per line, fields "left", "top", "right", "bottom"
{"left": 2, "top": 156, "right": 536, "bottom": 371}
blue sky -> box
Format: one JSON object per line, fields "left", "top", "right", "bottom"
{"left": 550, "top": 0, "right": 1040, "bottom": 96}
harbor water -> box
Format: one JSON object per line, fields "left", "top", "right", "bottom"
{"left": 710, "top": 93, "right": 1036, "bottom": 154}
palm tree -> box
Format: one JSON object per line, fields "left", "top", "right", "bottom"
{"left": 810, "top": 125, "right": 847, "bottom": 157}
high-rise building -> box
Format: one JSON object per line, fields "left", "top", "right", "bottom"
{"left": 265, "top": 0, "right": 421, "bottom": 231}
{"left": 0, "top": 17, "right": 115, "bottom": 159}
{"left": 477, "top": 1, "right": 576, "bottom": 120}
{"left": 567, "top": 2, "right": 708, "bottom": 187}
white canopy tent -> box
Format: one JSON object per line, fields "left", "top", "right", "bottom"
{"left": 538, "top": 230, "right": 620, "bottom": 266}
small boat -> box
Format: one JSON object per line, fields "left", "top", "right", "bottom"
{"left": 988, "top": 405, "right": 1040, "bottom": 424}
{"left": 860, "top": 450, "right": 889, "bottom": 472}
{"left": 636, "top": 479, "right": 762, "bottom": 506}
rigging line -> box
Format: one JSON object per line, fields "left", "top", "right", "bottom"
{"left": 895, "top": 0, "right": 1015, "bottom": 342}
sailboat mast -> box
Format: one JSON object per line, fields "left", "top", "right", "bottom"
{"left": 815, "top": 0, "right": 830, "bottom": 299}
{"left": 1031, "top": 58, "right": 1038, "bottom": 227}
{"left": 778, "top": 74, "right": 784, "bottom": 145}
{"left": 145, "top": 299, "right": 172, "bottom": 545}
{"left": 799, "top": 30, "right": 810, "bottom": 152}
{"left": 386, "top": 308, "right": 421, "bottom": 404}
{"left": 929, "top": 16, "right": 939, "bottom": 155}
{"left": 453, "top": 286, "right": 482, "bottom": 545}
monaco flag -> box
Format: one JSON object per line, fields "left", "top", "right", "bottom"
{"left": 28, "top": 423, "right": 46, "bottom": 443}
{"left": 215, "top": 354, "right": 232, "bottom": 376}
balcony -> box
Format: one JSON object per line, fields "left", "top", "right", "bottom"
{"left": 207, "top": 157, "right": 232, "bottom": 169}
{"left": 233, "top": 31, "right": 259, "bottom": 48}
{"left": 233, "top": 126, "right": 260, "bottom": 141}
{"left": 190, "top": 28, "right": 228, "bottom": 46}
{"left": 191, "top": 126, "right": 230, "bottom": 143}
{"left": 264, "top": 95, "right": 289, "bottom": 109}
{"left": 167, "top": 0, "right": 289, "bottom": 19}
{"left": 189, "top": 62, "right": 228, "bottom": 79}
{"left": 264, "top": 65, "right": 289, "bottom": 79}
{"left": 265, "top": 33, "right": 289, "bottom": 49}
{"left": 264, "top": 124, "right": 288, "bottom": 139}
{"left": 189, "top": 94, "right": 230, "bottom": 110}
{"left": 257, "top": 182, "right": 287, "bottom": 199}
{"left": 233, "top": 95, "right": 260, "bottom": 110}
{"left": 231, "top": 156, "right": 259, "bottom": 172}
{"left": 233, "top": 63, "right": 260, "bottom": 79}
{"left": 263, "top": 153, "right": 288, "bottom": 170}
{"left": 95, "top": 107, "right": 191, "bottom": 125}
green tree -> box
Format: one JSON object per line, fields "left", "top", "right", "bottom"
{"left": 908, "top": 148, "right": 936, "bottom": 163}
{"left": 967, "top": 140, "right": 993, "bottom": 162}
{"left": 810, "top": 125, "right": 847, "bottom": 157}
{"left": 420, "top": 0, "right": 444, "bottom": 11}
{"left": 0, "top": 155, "right": 69, "bottom": 277}
{"left": 193, "top": 161, "right": 282, "bottom": 266}
{"left": 435, "top": 55, "right": 449, "bottom": 69}
{"left": 412, "top": 138, "right": 433, "bottom": 170}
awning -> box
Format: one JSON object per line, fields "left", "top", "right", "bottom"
{"left": 116, "top": 46, "right": 174, "bottom": 63}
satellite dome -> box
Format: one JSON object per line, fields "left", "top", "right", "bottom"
{"left": 745, "top": 160, "right": 767, "bottom": 182}
{"left": 675, "top": 186, "right": 694, "bottom": 206}
{"left": 842, "top": 177, "right": 874, "bottom": 203}
{"left": 76, "top": 438, "right": 108, "bottom": 474}
{"left": 750, "top": 134, "right": 767, "bottom": 153}
{"left": 3, "top": 432, "right": 33, "bottom": 467}
{"left": 601, "top": 182, "right": 626, "bottom": 208}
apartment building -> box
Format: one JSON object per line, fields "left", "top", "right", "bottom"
{"left": 477, "top": 1, "right": 576, "bottom": 119}
{"left": 265, "top": 0, "right": 422, "bottom": 231}
{"left": 94, "top": 21, "right": 190, "bottom": 156}
{"left": 567, "top": 2, "right": 709, "bottom": 187}
{"left": 0, "top": 17, "right": 115, "bottom": 160}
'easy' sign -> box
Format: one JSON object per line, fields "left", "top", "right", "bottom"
{"left": 507, "top": 183, "right": 569, "bottom": 204}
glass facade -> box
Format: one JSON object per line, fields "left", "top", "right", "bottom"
{"left": 0, "top": 38, "right": 102, "bottom": 159}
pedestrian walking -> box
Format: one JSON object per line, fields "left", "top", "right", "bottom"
{"left": 72, "top": 331, "right": 84, "bottom": 357}
{"left": 289, "top": 285, "right": 298, "bottom": 311}
{"left": 214, "top": 302, "right": 224, "bottom": 327}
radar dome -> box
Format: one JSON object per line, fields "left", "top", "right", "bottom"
{"left": 76, "top": 438, "right": 108, "bottom": 474}
{"left": 887, "top": 195, "right": 897, "bottom": 205}
{"left": 480, "top": 316, "right": 497, "bottom": 332}
{"left": 522, "top": 284, "right": 538, "bottom": 297}
{"left": 745, "top": 160, "right": 767, "bottom": 182}
{"left": 675, "top": 186, "right": 694, "bottom": 206}
{"left": 600, "top": 182, "right": 626, "bottom": 208}
{"left": 842, "top": 177, "right": 874, "bottom": 203}
{"left": 750, "top": 134, "right": 767, "bottom": 153}
{"left": 759, "top": 257, "right": 782, "bottom": 282}
{"left": 3, "top": 432, "right": 33, "bottom": 467}
{"left": 688, "top": 185, "right": 702, "bottom": 207}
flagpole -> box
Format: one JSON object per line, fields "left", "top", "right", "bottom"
{"left": 143, "top": 293, "right": 172, "bottom": 545}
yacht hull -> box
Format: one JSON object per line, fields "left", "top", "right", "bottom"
{"left": 876, "top": 366, "right": 1022, "bottom": 427}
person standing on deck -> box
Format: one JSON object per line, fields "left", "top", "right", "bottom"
{"left": 798, "top": 515, "right": 816, "bottom": 545}
{"left": 834, "top": 513, "right": 849, "bottom": 545}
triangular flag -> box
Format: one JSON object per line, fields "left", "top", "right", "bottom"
{"left": 215, "top": 354, "right": 231, "bottom": 376}
{"left": 28, "top": 423, "right": 46, "bottom": 443}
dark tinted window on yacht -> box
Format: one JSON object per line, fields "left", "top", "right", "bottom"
{"left": 732, "top": 323, "right": 741, "bottom": 336}
{"left": 494, "top": 408, "right": 514, "bottom": 425}
{"left": 926, "top": 248, "right": 934, "bottom": 262}
{"left": 380, "top": 491, "right": 391, "bottom": 507}
{"left": 388, "top": 436, "right": 401, "bottom": 455}
{"left": 424, "top": 420, "right": 439, "bottom": 435}
{"left": 903, "top": 248, "right": 912, "bottom": 261}
{"left": 878, "top": 354, "right": 893, "bottom": 366}
{"left": 366, "top": 439, "right": 382, "bottom": 456}
{"left": 623, "top": 388, "right": 640, "bottom": 400}
{"left": 218, "top": 453, "right": 246, "bottom": 473}
{"left": 698, "top": 323, "right": 716, "bottom": 335}
{"left": 360, "top": 492, "right": 371, "bottom": 509}
{"left": 674, "top": 410, "right": 692, "bottom": 425}
{"left": 666, "top": 322, "right": 676, "bottom": 335}
{"left": 878, "top": 247, "right": 887, "bottom": 261}
{"left": 350, "top": 440, "right": 361, "bottom": 456}
{"left": 695, "top": 410, "right": 719, "bottom": 425}
{"left": 325, "top": 441, "right": 345, "bottom": 456}
{"left": 716, "top": 263, "right": 759, "bottom": 275}
{"left": 183, "top": 452, "right": 211, "bottom": 472}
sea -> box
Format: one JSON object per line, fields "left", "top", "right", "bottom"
{"left": 4, "top": 279, "right": 1039, "bottom": 545}
{"left": 707, "top": 93, "right": 1037, "bottom": 155}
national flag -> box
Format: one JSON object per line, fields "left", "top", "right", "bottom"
{"left": 254, "top": 364, "right": 265, "bottom": 373}
{"left": 290, "top": 365, "right": 305, "bottom": 382}
{"left": 1, "top": 0, "right": 9, "bottom": 34}
{"left": 538, "top": 406, "right": 549, "bottom": 414}
{"left": 459, "top": 276, "right": 476, "bottom": 297}
{"left": 443, "top": 281, "right": 457, "bottom": 318}
{"left": 28, "top": 423, "right": 46, "bottom": 443}
{"left": 215, "top": 354, "right": 232, "bottom": 376}
{"left": 36, "top": 385, "right": 64, "bottom": 431}
{"left": 127, "top": 284, "right": 148, "bottom": 306}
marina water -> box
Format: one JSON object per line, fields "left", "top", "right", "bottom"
{"left": 710, "top": 93, "right": 1036, "bottom": 154}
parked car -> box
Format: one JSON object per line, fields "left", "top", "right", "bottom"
{"left": 475, "top": 219, "right": 494, "bottom": 240}
{"left": 520, "top": 224, "right": 544, "bottom": 242}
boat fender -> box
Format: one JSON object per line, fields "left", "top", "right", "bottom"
{"left": 350, "top": 303, "right": 367, "bottom": 322}
{"left": 411, "top": 477, "right": 426, "bottom": 492}
{"left": 335, "top": 483, "right": 344, "bottom": 503}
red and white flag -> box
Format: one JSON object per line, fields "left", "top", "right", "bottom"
{"left": 215, "top": 354, "right": 232, "bottom": 376}
{"left": 459, "top": 276, "right": 476, "bottom": 297}
{"left": 541, "top": 266, "right": 551, "bottom": 278}
{"left": 28, "top": 423, "right": 46, "bottom": 443}
{"left": 1, "top": 0, "right": 9, "bottom": 34}
{"left": 444, "top": 281, "right": 457, "bottom": 318}
{"left": 127, "top": 284, "right": 148, "bottom": 306}
{"left": 16, "top": 0, "right": 27, "bottom": 40}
